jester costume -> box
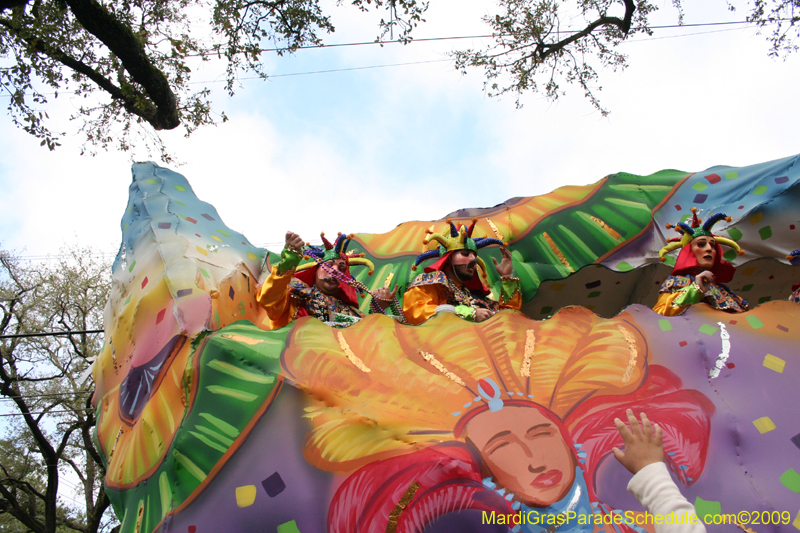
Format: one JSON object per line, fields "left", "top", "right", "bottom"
{"left": 654, "top": 209, "right": 748, "bottom": 316}
{"left": 402, "top": 219, "right": 522, "bottom": 325}
{"left": 257, "top": 233, "right": 374, "bottom": 329}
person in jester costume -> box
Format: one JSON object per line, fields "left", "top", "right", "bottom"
{"left": 257, "top": 231, "right": 398, "bottom": 329}
{"left": 653, "top": 208, "right": 748, "bottom": 316}
{"left": 402, "top": 218, "right": 521, "bottom": 325}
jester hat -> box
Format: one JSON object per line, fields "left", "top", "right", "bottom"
{"left": 412, "top": 218, "right": 505, "bottom": 293}
{"left": 659, "top": 208, "right": 743, "bottom": 284}
{"left": 294, "top": 232, "right": 375, "bottom": 306}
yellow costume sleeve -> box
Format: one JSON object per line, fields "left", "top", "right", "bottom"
{"left": 256, "top": 265, "right": 299, "bottom": 330}
{"left": 653, "top": 282, "right": 704, "bottom": 317}
{"left": 653, "top": 292, "right": 689, "bottom": 317}
{"left": 402, "top": 284, "right": 449, "bottom": 325}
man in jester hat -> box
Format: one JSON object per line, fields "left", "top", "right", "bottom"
{"left": 257, "top": 231, "right": 398, "bottom": 329}
{"left": 654, "top": 208, "right": 748, "bottom": 316}
{"left": 402, "top": 218, "right": 521, "bottom": 324}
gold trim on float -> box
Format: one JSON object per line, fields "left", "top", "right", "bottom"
{"left": 521, "top": 329, "right": 535, "bottom": 378}
{"left": 419, "top": 350, "right": 465, "bottom": 386}
{"left": 590, "top": 215, "right": 622, "bottom": 240}
{"left": 336, "top": 331, "right": 371, "bottom": 373}
{"left": 385, "top": 481, "right": 421, "bottom": 533}
{"left": 486, "top": 218, "right": 504, "bottom": 241}
{"left": 543, "top": 232, "right": 574, "bottom": 272}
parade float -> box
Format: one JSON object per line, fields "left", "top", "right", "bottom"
{"left": 93, "top": 154, "right": 800, "bottom": 532}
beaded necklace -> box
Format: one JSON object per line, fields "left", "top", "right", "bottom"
{"left": 314, "top": 257, "right": 409, "bottom": 324}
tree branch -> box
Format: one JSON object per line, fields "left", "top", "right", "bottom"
{"left": 61, "top": 0, "right": 180, "bottom": 129}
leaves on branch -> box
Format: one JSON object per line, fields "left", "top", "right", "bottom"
{"left": 0, "top": 0, "right": 428, "bottom": 161}
{"left": 451, "top": 0, "right": 656, "bottom": 114}
{"left": 0, "top": 0, "right": 798, "bottom": 158}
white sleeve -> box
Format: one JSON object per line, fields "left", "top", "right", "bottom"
{"left": 627, "top": 462, "right": 706, "bottom": 533}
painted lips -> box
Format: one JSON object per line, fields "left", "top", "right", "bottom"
{"left": 532, "top": 469, "right": 563, "bottom": 488}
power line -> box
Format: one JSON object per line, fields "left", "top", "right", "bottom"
{"left": 0, "top": 408, "right": 92, "bottom": 417}
{"left": 231, "top": 58, "right": 450, "bottom": 82}
{"left": 1, "top": 391, "right": 93, "bottom": 401}
{"left": 0, "top": 18, "right": 786, "bottom": 100}
{"left": 195, "top": 18, "right": 782, "bottom": 55}
{"left": 0, "top": 329, "right": 103, "bottom": 340}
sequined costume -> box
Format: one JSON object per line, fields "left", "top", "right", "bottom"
{"left": 402, "top": 219, "right": 521, "bottom": 325}
{"left": 257, "top": 233, "right": 375, "bottom": 329}
{"left": 403, "top": 271, "right": 521, "bottom": 325}
{"left": 654, "top": 275, "right": 748, "bottom": 316}
{"left": 257, "top": 259, "right": 364, "bottom": 329}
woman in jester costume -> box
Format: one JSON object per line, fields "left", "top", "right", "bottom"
{"left": 257, "top": 231, "right": 397, "bottom": 328}
{"left": 654, "top": 208, "right": 748, "bottom": 316}
{"left": 402, "top": 218, "right": 521, "bottom": 325}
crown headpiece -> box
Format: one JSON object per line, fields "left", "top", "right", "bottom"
{"left": 296, "top": 232, "right": 375, "bottom": 275}
{"left": 659, "top": 208, "right": 744, "bottom": 261}
{"left": 412, "top": 218, "right": 505, "bottom": 272}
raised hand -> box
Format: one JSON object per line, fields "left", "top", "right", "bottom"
{"left": 284, "top": 231, "right": 305, "bottom": 253}
{"left": 612, "top": 409, "right": 664, "bottom": 475}
{"left": 372, "top": 285, "right": 399, "bottom": 310}
{"left": 491, "top": 247, "right": 514, "bottom": 278}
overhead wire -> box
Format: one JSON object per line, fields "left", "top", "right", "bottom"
{"left": 1, "top": 391, "right": 93, "bottom": 401}
{"left": 0, "top": 18, "right": 788, "bottom": 100}
{"left": 0, "top": 329, "right": 104, "bottom": 339}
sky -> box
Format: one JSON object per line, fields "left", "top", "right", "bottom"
{"left": 1, "top": 0, "right": 800, "bottom": 259}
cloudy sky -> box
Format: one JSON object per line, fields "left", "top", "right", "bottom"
{"left": 1, "top": 0, "right": 799, "bottom": 258}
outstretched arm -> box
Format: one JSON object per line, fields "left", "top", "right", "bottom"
{"left": 256, "top": 231, "right": 303, "bottom": 328}
{"left": 614, "top": 410, "right": 706, "bottom": 533}
{"left": 491, "top": 248, "right": 521, "bottom": 310}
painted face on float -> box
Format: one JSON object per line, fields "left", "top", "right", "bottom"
{"left": 315, "top": 258, "right": 347, "bottom": 295}
{"left": 448, "top": 249, "right": 478, "bottom": 282}
{"left": 465, "top": 405, "right": 576, "bottom": 507}
{"left": 691, "top": 236, "right": 717, "bottom": 271}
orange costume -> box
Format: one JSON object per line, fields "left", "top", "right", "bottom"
{"left": 402, "top": 219, "right": 521, "bottom": 325}
{"left": 257, "top": 233, "right": 374, "bottom": 329}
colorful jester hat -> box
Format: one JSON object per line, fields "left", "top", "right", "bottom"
{"left": 294, "top": 232, "right": 375, "bottom": 304}
{"left": 412, "top": 218, "right": 505, "bottom": 293}
{"left": 659, "top": 207, "right": 744, "bottom": 284}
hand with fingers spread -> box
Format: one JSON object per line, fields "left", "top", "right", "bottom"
{"left": 492, "top": 247, "right": 514, "bottom": 278}
{"left": 371, "top": 285, "right": 399, "bottom": 310}
{"left": 613, "top": 409, "right": 664, "bottom": 475}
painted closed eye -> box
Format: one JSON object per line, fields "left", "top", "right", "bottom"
{"left": 526, "top": 423, "right": 554, "bottom": 440}
{"left": 488, "top": 440, "right": 511, "bottom": 455}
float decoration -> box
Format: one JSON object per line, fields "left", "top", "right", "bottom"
{"left": 94, "top": 156, "right": 800, "bottom": 533}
